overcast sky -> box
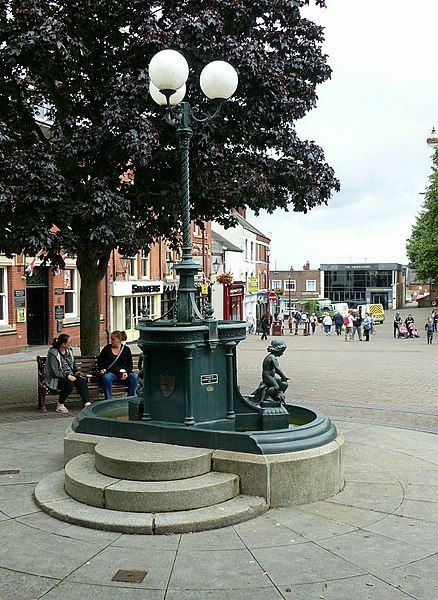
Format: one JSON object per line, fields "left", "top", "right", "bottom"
{"left": 250, "top": 0, "right": 438, "bottom": 271}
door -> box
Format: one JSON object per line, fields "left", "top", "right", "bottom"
{"left": 370, "top": 292, "right": 388, "bottom": 309}
{"left": 26, "top": 268, "right": 49, "bottom": 345}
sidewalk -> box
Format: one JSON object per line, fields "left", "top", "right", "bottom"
{"left": 0, "top": 416, "right": 436, "bottom": 599}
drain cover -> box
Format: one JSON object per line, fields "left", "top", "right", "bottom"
{"left": 0, "top": 470, "right": 20, "bottom": 475}
{"left": 111, "top": 569, "right": 147, "bottom": 583}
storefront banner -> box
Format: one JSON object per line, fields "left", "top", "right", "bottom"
{"left": 112, "top": 280, "right": 163, "bottom": 296}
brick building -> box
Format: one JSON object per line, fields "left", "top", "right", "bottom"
{"left": 0, "top": 222, "right": 211, "bottom": 354}
{"left": 269, "top": 261, "right": 321, "bottom": 317}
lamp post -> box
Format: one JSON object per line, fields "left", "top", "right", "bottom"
{"left": 288, "top": 266, "right": 293, "bottom": 333}
{"left": 148, "top": 49, "right": 238, "bottom": 323}
{"left": 427, "top": 127, "right": 438, "bottom": 150}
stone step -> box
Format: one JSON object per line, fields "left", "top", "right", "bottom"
{"left": 94, "top": 438, "right": 213, "bottom": 481}
{"left": 65, "top": 454, "right": 239, "bottom": 512}
{"left": 35, "top": 470, "right": 268, "bottom": 534}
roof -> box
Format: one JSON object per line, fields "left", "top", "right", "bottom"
{"left": 211, "top": 230, "right": 243, "bottom": 253}
{"left": 232, "top": 212, "right": 270, "bottom": 240}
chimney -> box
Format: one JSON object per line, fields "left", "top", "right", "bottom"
{"left": 303, "top": 260, "right": 310, "bottom": 271}
{"left": 236, "top": 207, "right": 246, "bottom": 218}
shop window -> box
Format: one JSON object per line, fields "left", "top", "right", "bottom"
{"left": 141, "top": 248, "right": 150, "bottom": 279}
{"left": 306, "top": 279, "right": 317, "bottom": 292}
{"left": 284, "top": 280, "right": 296, "bottom": 291}
{"left": 0, "top": 267, "right": 8, "bottom": 325}
{"left": 64, "top": 269, "right": 77, "bottom": 317}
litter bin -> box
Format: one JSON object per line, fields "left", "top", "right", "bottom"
{"left": 273, "top": 320, "right": 283, "bottom": 336}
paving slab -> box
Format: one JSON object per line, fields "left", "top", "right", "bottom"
{"left": 42, "top": 582, "right": 165, "bottom": 599}
{"left": 0, "top": 566, "right": 58, "bottom": 600}
{"left": 373, "top": 553, "right": 438, "bottom": 600}
{"left": 296, "top": 499, "right": 387, "bottom": 528}
{"left": 169, "top": 547, "right": 273, "bottom": 590}
{"left": 65, "top": 545, "right": 176, "bottom": 590}
{"left": 364, "top": 514, "right": 438, "bottom": 551}
{"left": 394, "top": 498, "right": 438, "bottom": 523}
{"left": 266, "top": 507, "right": 357, "bottom": 541}
{"left": 251, "top": 541, "right": 366, "bottom": 586}
{"left": 279, "top": 574, "right": 414, "bottom": 599}
{"left": 165, "top": 590, "right": 284, "bottom": 600}
{"left": 0, "top": 519, "right": 108, "bottom": 579}
{"left": 233, "top": 514, "right": 307, "bottom": 548}
{"left": 317, "top": 529, "right": 433, "bottom": 571}
{"left": 178, "top": 526, "right": 245, "bottom": 551}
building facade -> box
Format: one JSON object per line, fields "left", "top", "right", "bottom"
{"left": 212, "top": 210, "right": 270, "bottom": 322}
{"left": 0, "top": 222, "right": 212, "bottom": 354}
{"left": 320, "top": 263, "right": 405, "bottom": 309}
{"left": 269, "top": 262, "right": 321, "bottom": 317}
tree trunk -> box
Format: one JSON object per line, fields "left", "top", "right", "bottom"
{"left": 76, "top": 246, "right": 110, "bottom": 355}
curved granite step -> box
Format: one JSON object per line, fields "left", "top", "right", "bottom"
{"left": 65, "top": 453, "right": 239, "bottom": 512}
{"left": 94, "top": 438, "right": 212, "bottom": 481}
{"left": 35, "top": 470, "right": 268, "bottom": 534}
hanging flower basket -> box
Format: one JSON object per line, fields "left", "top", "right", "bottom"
{"left": 217, "top": 272, "right": 233, "bottom": 285}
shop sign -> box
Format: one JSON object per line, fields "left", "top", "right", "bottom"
{"left": 229, "top": 287, "right": 244, "bottom": 297}
{"left": 54, "top": 288, "right": 64, "bottom": 295}
{"left": 112, "top": 280, "right": 164, "bottom": 297}
{"left": 247, "top": 277, "right": 259, "bottom": 293}
{"left": 132, "top": 284, "right": 161, "bottom": 294}
{"left": 54, "top": 305, "right": 65, "bottom": 320}
{"left": 200, "top": 283, "right": 209, "bottom": 296}
{"left": 13, "top": 290, "right": 26, "bottom": 308}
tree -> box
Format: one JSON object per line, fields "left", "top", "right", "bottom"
{"left": 0, "top": 0, "right": 339, "bottom": 353}
{"left": 406, "top": 149, "right": 438, "bottom": 283}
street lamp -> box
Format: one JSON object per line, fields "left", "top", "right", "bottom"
{"left": 148, "top": 49, "right": 238, "bottom": 323}
{"left": 288, "top": 266, "right": 293, "bottom": 332}
{"left": 427, "top": 127, "right": 438, "bottom": 149}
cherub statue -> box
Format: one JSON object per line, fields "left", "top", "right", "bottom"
{"left": 252, "top": 339, "right": 289, "bottom": 404}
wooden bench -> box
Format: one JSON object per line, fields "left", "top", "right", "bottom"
{"left": 36, "top": 354, "right": 140, "bottom": 413}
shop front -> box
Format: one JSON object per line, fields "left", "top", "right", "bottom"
{"left": 223, "top": 282, "right": 244, "bottom": 321}
{"left": 111, "top": 280, "right": 163, "bottom": 342}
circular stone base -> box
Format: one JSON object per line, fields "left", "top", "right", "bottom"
{"left": 33, "top": 471, "right": 267, "bottom": 534}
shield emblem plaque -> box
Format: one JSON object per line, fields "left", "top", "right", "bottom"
{"left": 160, "top": 375, "right": 175, "bottom": 398}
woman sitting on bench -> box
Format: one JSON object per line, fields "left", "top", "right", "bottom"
{"left": 44, "top": 334, "right": 91, "bottom": 414}
{"left": 97, "top": 330, "right": 138, "bottom": 400}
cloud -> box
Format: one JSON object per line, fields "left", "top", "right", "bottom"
{"left": 250, "top": 0, "right": 438, "bottom": 269}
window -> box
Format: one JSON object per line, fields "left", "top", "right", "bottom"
{"left": 284, "top": 280, "right": 296, "bottom": 291}
{"left": 64, "top": 269, "right": 77, "bottom": 317}
{"left": 272, "top": 280, "right": 282, "bottom": 289}
{"left": 250, "top": 241, "right": 254, "bottom": 261}
{"left": 141, "top": 248, "right": 150, "bottom": 279}
{"left": 125, "top": 257, "right": 136, "bottom": 279}
{"left": 0, "top": 268, "right": 8, "bottom": 325}
{"left": 245, "top": 239, "right": 248, "bottom": 260}
{"left": 306, "top": 279, "right": 317, "bottom": 292}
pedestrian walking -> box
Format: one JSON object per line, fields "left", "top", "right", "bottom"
{"left": 393, "top": 312, "right": 402, "bottom": 338}
{"left": 362, "top": 313, "right": 373, "bottom": 341}
{"left": 344, "top": 312, "right": 354, "bottom": 342}
{"left": 405, "top": 313, "right": 415, "bottom": 338}
{"left": 333, "top": 311, "right": 344, "bottom": 336}
{"left": 425, "top": 317, "right": 434, "bottom": 344}
{"left": 310, "top": 313, "right": 318, "bottom": 335}
{"left": 352, "top": 312, "right": 363, "bottom": 341}
{"left": 260, "top": 313, "right": 270, "bottom": 341}
{"left": 322, "top": 313, "right": 332, "bottom": 335}
{"left": 246, "top": 313, "right": 255, "bottom": 334}
{"left": 432, "top": 309, "right": 438, "bottom": 333}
